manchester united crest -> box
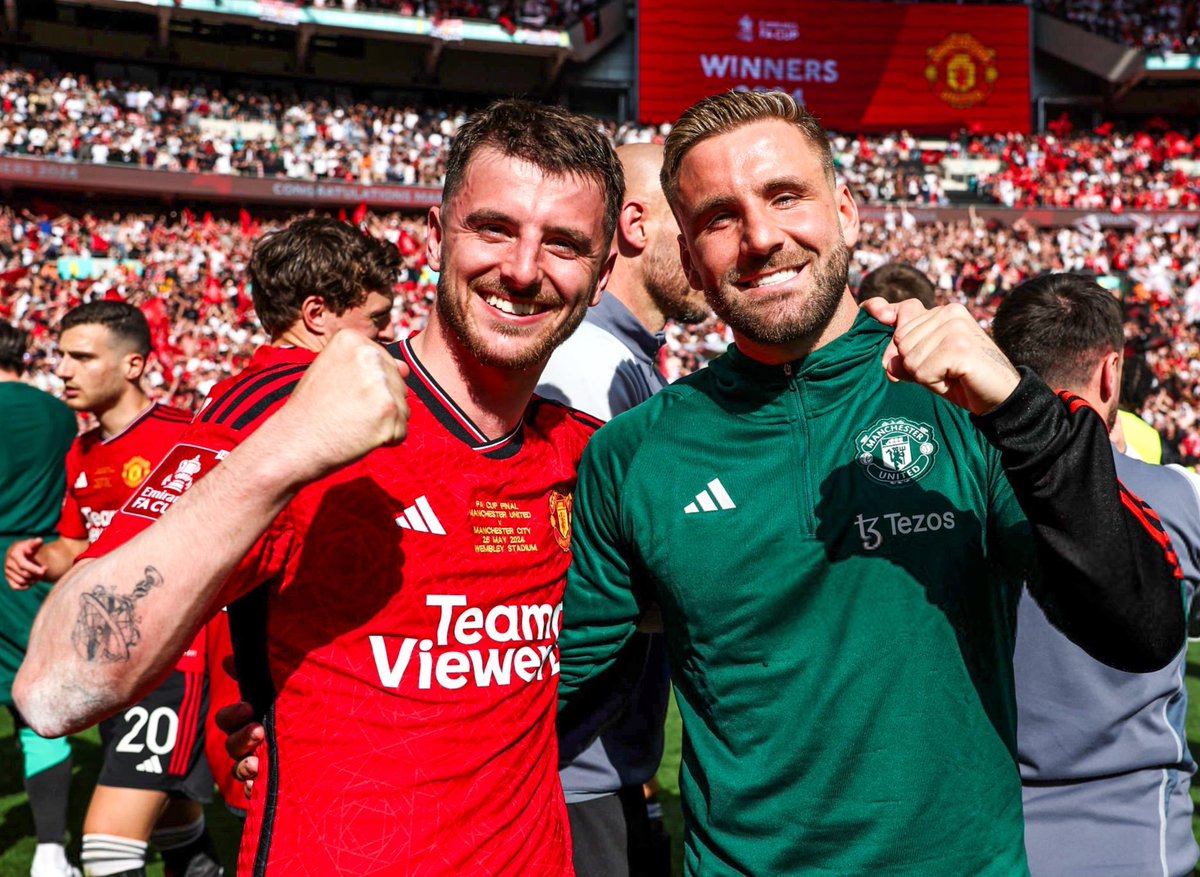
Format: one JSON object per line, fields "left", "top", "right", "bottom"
{"left": 855, "top": 417, "right": 940, "bottom": 487}
{"left": 548, "top": 491, "right": 573, "bottom": 552}
{"left": 925, "top": 33, "right": 999, "bottom": 109}
{"left": 121, "top": 456, "right": 153, "bottom": 488}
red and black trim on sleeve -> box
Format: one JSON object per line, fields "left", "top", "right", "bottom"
{"left": 1118, "top": 482, "right": 1183, "bottom": 580}
{"left": 973, "top": 370, "right": 1185, "bottom": 673}
{"left": 1054, "top": 389, "right": 1183, "bottom": 580}
{"left": 198, "top": 363, "right": 308, "bottom": 432}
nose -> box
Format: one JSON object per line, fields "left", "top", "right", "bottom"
{"left": 498, "top": 237, "right": 542, "bottom": 294}
{"left": 55, "top": 355, "right": 73, "bottom": 380}
{"left": 740, "top": 203, "right": 785, "bottom": 261}
{"left": 376, "top": 321, "right": 397, "bottom": 345}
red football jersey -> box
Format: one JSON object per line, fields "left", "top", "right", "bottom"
{"left": 59, "top": 403, "right": 192, "bottom": 543}
{"left": 91, "top": 340, "right": 598, "bottom": 876}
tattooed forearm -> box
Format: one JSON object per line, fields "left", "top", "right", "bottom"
{"left": 71, "top": 566, "right": 164, "bottom": 663}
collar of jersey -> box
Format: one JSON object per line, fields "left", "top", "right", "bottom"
{"left": 390, "top": 335, "right": 524, "bottom": 459}
{"left": 98, "top": 401, "right": 159, "bottom": 445}
{"left": 713, "top": 311, "right": 894, "bottom": 416}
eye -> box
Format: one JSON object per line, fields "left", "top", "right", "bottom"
{"left": 475, "top": 222, "right": 510, "bottom": 239}
{"left": 703, "top": 211, "right": 735, "bottom": 231}
{"left": 546, "top": 238, "right": 583, "bottom": 256}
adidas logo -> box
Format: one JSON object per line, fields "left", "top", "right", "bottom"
{"left": 74, "top": 471, "right": 87, "bottom": 490}
{"left": 684, "top": 478, "right": 737, "bottom": 514}
{"left": 135, "top": 754, "right": 163, "bottom": 774}
{"left": 395, "top": 496, "right": 446, "bottom": 535}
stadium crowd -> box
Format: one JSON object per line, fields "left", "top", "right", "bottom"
{"left": 1037, "top": 0, "right": 1200, "bottom": 55}
{"left": 3, "top": 65, "right": 1198, "bottom": 211}
{"left": 4, "top": 203, "right": 1200, "bottom": 465}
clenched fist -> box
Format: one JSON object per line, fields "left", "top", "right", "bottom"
{"left": 253, "top": 331, "right": 411, "bottom": 489}
{"left": 862, "top": 298, "right": 1020, "bottom": 416}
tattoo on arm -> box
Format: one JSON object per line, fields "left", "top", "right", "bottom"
{"left": 71, "top": 566, "right": 164, "bottom": 663}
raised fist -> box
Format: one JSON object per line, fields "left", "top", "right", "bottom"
{"left": 863, "top": 298, "right": 1020, "bottom": 416}
{"left": 255, "top": 331, "right": 411, "bottom": 488}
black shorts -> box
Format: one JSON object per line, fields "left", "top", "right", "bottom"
{"left": 98, "top": 668, "right": 213, "bottom": 802}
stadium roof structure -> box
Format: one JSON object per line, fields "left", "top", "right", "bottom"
{"left": 41, "top": 0, "right": 626, "bottom": 94}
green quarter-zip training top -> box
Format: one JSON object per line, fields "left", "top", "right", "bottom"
{"left": 557, "top": 309, "right": 1183, "bottom": 877}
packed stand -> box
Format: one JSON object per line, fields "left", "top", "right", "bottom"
{"left": 0, "top": 207, "right": 433, "bottom": 412}
{"left": 1036, "top": 0, "right": 1200, "bottom": 54}
{"left": 5, "top": 204, "right": 1200, "bottom": 462}
{"left": 969, "top": 122, "right": 1200, "bottom": 211}
{"left": 3, "top": 65, "right": 1199, "bottom": 211}
{"left": 0, "top": 68, "right": 463, "bottom": 185}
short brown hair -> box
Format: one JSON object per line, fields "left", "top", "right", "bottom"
{"left": 0, "top": 321, "right": 28, "bottom": 374}
{"left": 442, "top": 99, "right": 624, "bottom": 243}
{"left": 60, "top": 300, "right": 151, "bottom": 357}
{"left": 992, "top": 273, "right": 1125, "bottom": 391}
{"left": 858, "top": 263, "right": 937, "bottom": 309}
{"left": 661, "top": 90, "right": 835, "bottom": 206}
{"left": 248, "top": 218, "right": 401, "bottom": 338}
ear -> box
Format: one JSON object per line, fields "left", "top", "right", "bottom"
{"left": 678, "top": 234, "right": 704, "bottom": 292}
{"left": 300, "top": 295, "right": 330, "bottom": 335}
{"left": 1099, "top": 350, "right": 1121, "bottom": 408}
{"left": 426, "top": 205, "right": 444, "bottom": 272}
{"left": 618, "top": 200, "right": 648, "bottom": 258}
{"left": 836, "top": 183, "right": 860, "bottom": 248}
{"left": 123, "top": 351, "right": 146, "bottom": 381}
{"left": 593, "top": 247, "right": 618, "bottom": 307}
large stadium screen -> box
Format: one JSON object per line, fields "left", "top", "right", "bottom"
{"left": 638, "top": 2, "right": 1031, "bottom": 133}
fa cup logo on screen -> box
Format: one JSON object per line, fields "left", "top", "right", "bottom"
{"left": 737, "top": 15, "right": 754, "bottom": 42}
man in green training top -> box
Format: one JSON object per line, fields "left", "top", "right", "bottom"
{"left": 555, "top": 90, "right": 1184, "bottom": 876}
{"left": 0, "top": 321, "right": 80, "bottom": 877}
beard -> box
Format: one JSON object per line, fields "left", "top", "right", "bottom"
{"left": 435, "top": 272, "right": 593, "bottom": 371}
{"left": 643, "top": 236, "right": 710, "bottom": 325}
{"left": 706, "top": 239, "right": 851, "bottom": 348}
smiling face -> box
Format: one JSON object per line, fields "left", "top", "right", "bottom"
{"left": 426, "top": 147, "right": 614, "bottom": 371}
{"left": 672, "top": 119, "right": 860, "bottom": 360}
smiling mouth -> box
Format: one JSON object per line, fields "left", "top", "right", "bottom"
{"left": 737, "top": 265, "right": 806, "bottom": 290}
{"left": 483, "top": 294, "right": 543, "bottom": 317}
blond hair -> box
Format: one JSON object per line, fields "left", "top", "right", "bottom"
{"left": 660, "top": 91, "right": 835, "bottom": 206}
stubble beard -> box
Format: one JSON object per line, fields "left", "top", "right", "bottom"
{"left": 643, "top": 238, "right": 710, "bottom": 325}
{"left": 707, "top": 239, "right": 851, "bottom": 348}
{"left": 435, "top": 272, "right": 592, "bottom": 371}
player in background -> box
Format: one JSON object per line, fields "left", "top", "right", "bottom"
{"left": 855, "top": 261, "right": 937, "bottom": 309}
{"left": 181, "top": 215, "right": 403, "bottom": 810}
{"left": 16, "top": 100, "right": 622, "bottom": 876}
{"left": 178, "top": 214, "right": 403, "bottom": 815}
{"left": 992, "top": 273, "right": 1200, "bottom": 877}
{"left": 540, "top": 142, "right": 706, "bottom": 877}
{"left": 0, "top": 321, "right": 79, "bottom": 877}
{"left": 5, "top": 301, "right": 221, "bottom": 877}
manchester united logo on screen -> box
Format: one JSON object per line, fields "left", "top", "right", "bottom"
{"left": 925, "top": 33, "right": 999, "bottom": 109}
{"left": 548, "top": 491, "right": 573, "bottom": 552}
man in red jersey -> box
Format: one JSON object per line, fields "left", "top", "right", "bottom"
{"left": 4, "top": 301, "right": 222, "bottom": 877}
{"left": 17, "top": 100, "right": 623, "bottom": 876}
